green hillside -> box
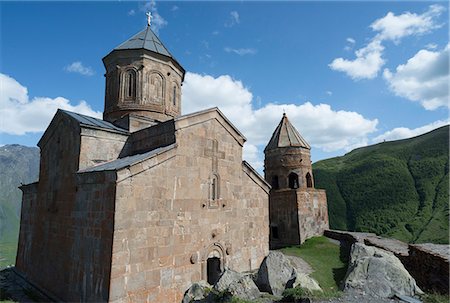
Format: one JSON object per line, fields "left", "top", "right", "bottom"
{"left": 0, "top": 145, "right": 39, "bottom": 268}
{"left": 313, "top": 125, "right": 449, "bottom": 244}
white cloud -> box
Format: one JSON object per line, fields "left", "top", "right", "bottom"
{"left": 383, "top": 44, "right": 449, "bottom": 110}
{"left": 225, "top": 11, "right": 240, "bottom": 27}
{"left": 347, "top": 37, "right": 356, "bottom": 44}
{"left": 326, "top": 91, "right": 333, "bottom": 96}
{"left": 330, "top": 5, "right": 445, "bottom": 80}
{"left": 425, "top": 43, "right": 438, "bottom": 50}
{"left": 224, "top": 47, "right": 257, "bottom": 56}
{"left": 0, "top": 73, "right": 101, "bottom": 135}
{"left": 182, "top": 72, "right": 378, "bottom": 169}
{"left": 64, "top": 61, "right": 94, "bottom": 76}
{"left": 128, "top": 9, "right": 136, "bottom": 16}
{"left": 373, "top": 120, "right": 449, "bottom": 143}
{"left": 171, "top": 5, "right": 179, "bottom": 12}
{"left": 330, "top": 39, "right": 385, "bottom": 80}
{"left": 370, "top": 4, "right": 445, "bottom": 42}
{"left": 142, "top": 0, "right": 167, "bottom": 35}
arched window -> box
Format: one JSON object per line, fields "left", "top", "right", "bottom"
{"left": 288, "top": 172, "right": 299, "bottom": 189}
{"left": 306, "top": 172, "right": 313, "bottom": 188}
{"left": 149, "top": 72, "right": 164, "bottom": 103}
{"left": 271, "top": 175, "right": 279, "bottom": 189}
{"left": 124, "top": 70, "right": 136, "bottom": 100}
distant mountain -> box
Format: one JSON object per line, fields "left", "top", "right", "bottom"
{"left": 0, "top": 144, "right": 39, "bottom": 268}
{"left": 313, "top": 125, "right": 449, "bottom": 244}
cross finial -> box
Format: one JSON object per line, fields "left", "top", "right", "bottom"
{"left": 146, "top": 11, "right": 152, "bottom": 27}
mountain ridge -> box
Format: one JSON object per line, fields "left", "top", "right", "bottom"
{"left": 313, "top": 125, "right": 449, "bottom": 244}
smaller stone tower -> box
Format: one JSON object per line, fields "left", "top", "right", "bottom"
{"left": 102, "top": 25, "right": 185, "bottom": 127}
{"left": 264, "top": 114, "right": 329, "bottom": 248}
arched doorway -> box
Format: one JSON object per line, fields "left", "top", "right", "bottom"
{"left": 207, "top": 257, "right": 221, "bottom": 285}
{"left": 202, "top": 243, "right": 226, "bottom": 285}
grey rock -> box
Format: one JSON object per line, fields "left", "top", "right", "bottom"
{"left": 182, "top": 280, "right": 211, "bottom": 303}
{"left": 293, "top": 273, "right": 322, "bottom": 292}
{"left": 256, "top": 251, "right": 296, "bottom": 296}
{"left": 344, "top": 243, "right": 423, "bottom": 298}
{"left": 214, "top": 269, "right": 260, "bottom": 300}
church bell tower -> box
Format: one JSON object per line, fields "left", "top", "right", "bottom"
{"left": 102, "top": 21, "right": 185, "bottom": 125}
{"left": 264, "top": 113, "right": 329, "bottom": 248}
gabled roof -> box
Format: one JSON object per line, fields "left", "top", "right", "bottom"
{"left": 114, "top": 26, "right": 172, "bottom": 58}
{"left": 78, "top": 143, "right": 176, "bottom": 173}
{"left": 60, "top": 110, "right": 129, "bottom": 134}
{"left": 264, "top": 113, "right": 310, "bottom": 151}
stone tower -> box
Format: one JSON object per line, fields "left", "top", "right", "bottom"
{"left": 102, "top": 25, "right": 185, "bottom": 126}
{"left": 264, "top": 113, "right": 329, "bottom": 248}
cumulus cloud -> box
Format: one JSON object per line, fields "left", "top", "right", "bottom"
{"left": 370, "top": 4, "right": 445, "bottom": 42}
{"left": 330, "top": 39, "right": 385, "bottom": 80}
{"left": 330, "top": 5, "right": 445, "bottom": 80}
{"left": 225, "top": 11, "right": 240, "bottom": 27}
{"left": 373, "top": 120, "right": 449, "bottom": 143}
{"left": 128, "top": 9, "right": 136, "bottom": 16}
{"left": 346, "top": 37, "right": 356, "bottom": 44}
{"left": 182, "top": 72, "right": 378, "bottom": 169}
{"left": 64, "top": 61, "right": 94, "bottom": 76}
{"left": 383, "top": 44, "right": 449, "bottom": 110}
{"left": 142, "top": 0, "right": 167, "bottom": 35}
{"left": 0, "top": 73, "right": 101, "bottom": 135}
{"left": 224, "top": 47, "right": 257, "bottom": 56}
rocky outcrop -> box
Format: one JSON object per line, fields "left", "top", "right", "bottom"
{"left": 182, "top": 281, "right": 211, "bottom": 303}
{"left": 344, "top": 243, "right": 423, "bottom": 298}
{"left": 293, "top": 273, "right": 322, "bottom": 292}
{"left": 214, "top": 269, "right": 260, "bottom": 300}
{"left": 256, "top": 251, "right": 296, "bottom": 296}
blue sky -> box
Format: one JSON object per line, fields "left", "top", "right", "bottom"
{"left": 1, "top": 1, "right": 448, "bottom": 170}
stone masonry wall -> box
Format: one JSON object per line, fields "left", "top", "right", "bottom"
{"left": 126, "top": 119, "right": 176, "bottom": 156}
{"left": 16, "top": 114, "right": 82, "bottom": 300}
{"left": 79, "top": 128, "right": 128, "bottom": 170}
{"left": 109, "top": 117, "right": 269, "bottom": 302}
{"left": 66, "top": 171, "right": 118, "bottom": 301}
{"left": 408, "top": 244, "right": 449, "bottom": 294}
{"left": 269, "top": 189, "right": 300, "bottom": 249}
{"left": 297, "top": 189, "right": 329, "bottom": 243}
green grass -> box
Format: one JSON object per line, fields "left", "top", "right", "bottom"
{"left": 420, "top": 292, "right": 450, "bottom": 303}
{"left": 0, "top": 241, "right": 17, "bottom": 269}
{"left": 280, "top": 236, "right": 347, "bottom": 298}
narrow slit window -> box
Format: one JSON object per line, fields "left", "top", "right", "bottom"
{"left": 173, "top": 85, "right": 177, "bottom": 105}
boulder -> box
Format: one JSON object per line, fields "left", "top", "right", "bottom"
{"left": 256, "top": 251, "right": 296, "bottom": 296}
{"left": 293, "top": 273, "right": 322, "bottom": 292}
{"left": 214, "top": 269, "right": 260, "bottom": 300}
{"left": 344, "top": 243, "right": 423, "bottom": 298}
{"left": 182, "top": 281, "right": 211, "bottom": 303}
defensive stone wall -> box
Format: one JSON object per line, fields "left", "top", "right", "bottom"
{"left": 324, "top": 230, "right": 450, "bottom": 294}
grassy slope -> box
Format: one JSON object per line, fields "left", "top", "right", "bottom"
{"left": 281, "top": 236, "right": 347, "bottom": 295}
{"left": 313, "top": 125, "right": 449, "bottom": 244}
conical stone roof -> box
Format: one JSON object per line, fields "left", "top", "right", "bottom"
{"left": 264, "top": 113, "right": 310, "bottom": 152}
{"left": 114, "top": 26, "right": 172, "bottom": 58}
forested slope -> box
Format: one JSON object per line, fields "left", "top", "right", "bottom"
{"left": 313, "top": 125, "right": 449, "bottom": 244}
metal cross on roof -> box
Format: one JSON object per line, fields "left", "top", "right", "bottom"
{"left": 146, "top": 11, "right": 152, "bottom": 27}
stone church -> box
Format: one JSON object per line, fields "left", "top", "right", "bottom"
{"left": 16, "top": 23, "right": 328, "bottom": 302}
